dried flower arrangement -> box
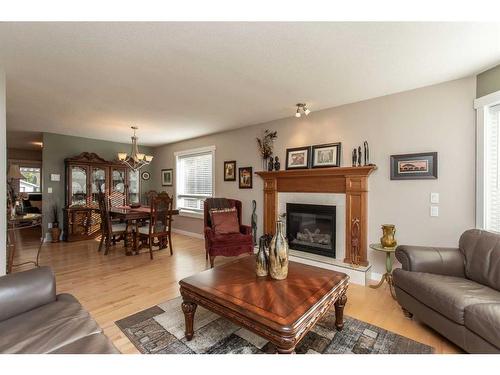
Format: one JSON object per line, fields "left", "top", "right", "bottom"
{"left": 256, "top": 129, "right": 278, "bottom": 160}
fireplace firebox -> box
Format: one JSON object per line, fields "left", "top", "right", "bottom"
{"left": 286, "top": 203, "right": 336, "bottom": 258}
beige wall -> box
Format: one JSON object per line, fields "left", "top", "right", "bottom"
{"left": 477, "top": 64, "right": 500, "bottom": 98}
{"left": 0, "top": 70, "right": 6, "bottom": 275}
{"left": 153, "top": 77, "right": 477, "bottom": 274}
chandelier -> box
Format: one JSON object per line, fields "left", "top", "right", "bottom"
{"left": 117, "top": 126, "right": 153, "bottom": 171}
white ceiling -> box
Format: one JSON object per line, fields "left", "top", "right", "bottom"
{"left": 1, "top": 22, "right": 499, "bottom": 146}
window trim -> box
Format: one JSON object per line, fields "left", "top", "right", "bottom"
{"left": 474, "top": 90, "right": 500, "bottom": 229}
{"left": 174, "top": 145, "right": 216, "bottom": 218}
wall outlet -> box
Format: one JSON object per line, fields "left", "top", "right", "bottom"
{"left": 48, "top": 222, "right": 53, "bottom": 229}
{"left": 430, "top": 192, "right": 439, "bottom": 204}
{"left": 47, "top": 187, "right": 52, "bottom": 194}
{"left": 430, "top": 206, "right": 439, "bottom": 217}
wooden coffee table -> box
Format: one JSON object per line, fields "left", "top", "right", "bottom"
{"left": 179, "top": 256, "right": 349, "bottom": 353}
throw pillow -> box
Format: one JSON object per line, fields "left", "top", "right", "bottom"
{"left": 210, "top": 208, "right": 240, "bottom": 234}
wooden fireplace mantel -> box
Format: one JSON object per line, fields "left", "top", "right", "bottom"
{"left": 256, "top": 165, "right": 377, "bottom": 266}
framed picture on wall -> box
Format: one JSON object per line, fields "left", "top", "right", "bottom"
{"left": 161, "top": 169, "right": 174, "bottom": 186}
{"left": 238, "top": 166, "right": 253, "bottom": 189}
{"left": 285, "top": 146, "right": 311, "bottom": 170}
{"left": 224, "top": 161, "right": 236, "bottom": 181}
{"left": 311, "top": 143, "right": 341, "bottom": 168}
{"left": 390, "top": 152, "right": 438, "bottom": 180}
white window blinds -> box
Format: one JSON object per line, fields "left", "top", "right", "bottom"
{"left": 486, "top": 104, "right": 500, "bottom": 232}
{"left": 176, "top": 149, "right": 214, "bottom": 212}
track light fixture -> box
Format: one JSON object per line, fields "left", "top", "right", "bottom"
{"left": 295, "top": 103, "right": 311, "bottom": 118}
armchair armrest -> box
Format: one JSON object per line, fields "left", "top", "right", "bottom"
{"left": 0, "top": 266, "right": 56, "bottom": 322}
{"left": 395, "top": 245, "right": 465, "bottom": 277}
{"left": 240, "top": 225, "right": 252, "bottom": 236}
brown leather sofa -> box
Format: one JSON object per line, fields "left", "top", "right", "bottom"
{"left": 393, "top": 229, "right": 500, "bottom": 353}
{"left": 0, "top": 267, "right": 119, "bottom": 354}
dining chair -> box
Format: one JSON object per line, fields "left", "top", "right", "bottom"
{"left": 137, "top": 192, "right": 174, "bottom": 259}
{"left": 97, "top": 192, "right": 128, "bottom": 255}
{"left": 144, "top": 190, "right": 158, "bottom": 206}
{"left": 108, "top": 191, "right": 126, "bottom": 208}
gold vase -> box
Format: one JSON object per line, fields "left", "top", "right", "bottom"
{"left": 380, "top": 224, "right": 397, "bottom": 248}
{"left": 269, "top": 218, "right": 289, "bottom": 280}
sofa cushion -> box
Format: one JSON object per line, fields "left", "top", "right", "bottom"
{"left": 464, "top": 303, "right": 500, "bottom": 350}
{"left": 49, "top": 333, "right": 120, "bottom": 354}
{"left": 0, "top": 293, "right": 102, "bottom": 353}
{"left": 393, "top": 269, "right": 500, "bottom": 324}
{"left": 459, "top": 229, "right": 500, "bottom": 291}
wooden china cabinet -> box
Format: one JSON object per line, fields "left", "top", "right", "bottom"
{"left": 63, "top": 152, "right": 140, "bottom": 242}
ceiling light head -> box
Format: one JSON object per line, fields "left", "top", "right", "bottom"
{"left": 295, "top": 103, "right": 310, "bottom": 118}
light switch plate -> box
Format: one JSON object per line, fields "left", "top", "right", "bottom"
{"left": 47, "top": 187, "right": 52, "bottom": 194}
{"left": 430, "top": 205, "right": 439, "bottom": 217}
{"left": 430, "top": 192, "right": 439, "bottom": 204}
{"left": 50, "top": 174, "right": 60, "bottom": 182}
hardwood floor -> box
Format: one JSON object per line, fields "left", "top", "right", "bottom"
{"left": 11, "top": 228, "right": 461, "bottom": 354}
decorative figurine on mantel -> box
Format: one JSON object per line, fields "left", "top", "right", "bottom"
{"left": 251, "top": 200, "right": 257, "bottom": 245}
{"left": 357, "top": 146, "right": 362, "bottom": 167}
{"left": 274, "top": 156, "right": 281, "bottom": 171}
{"left": 352, "top": 148, "right": 358, "bottom": 167}
{"left": 268, "top": 156, "right": 274, "bottom": 171}
{"left": 363, "top": 141, "right": 375, "bottom": 166}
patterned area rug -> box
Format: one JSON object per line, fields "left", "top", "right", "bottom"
{"left": 116, "top": 297, "right": 434, "bottom": 354}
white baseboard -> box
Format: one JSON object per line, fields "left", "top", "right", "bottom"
{"left": 172, "top": 228, "right": 204, "bottom": 240}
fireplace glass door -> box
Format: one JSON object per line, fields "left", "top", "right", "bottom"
{"left": 286, "top": 203, "right": 336, "bottom": 258}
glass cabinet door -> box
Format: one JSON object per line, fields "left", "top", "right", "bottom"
{"left": 71, "top": 166, "right": 88, "bottom": 206}
{"left": 91, "top": 167, "right": 106, "bottom": 205}
{"left": 128, "top": 170, "right": 139, "bottom": 204}
{"left": 111, "top": 168, "right": 126, "bottom": 194}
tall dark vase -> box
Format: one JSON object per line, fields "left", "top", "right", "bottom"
{"left": 256, "top": 237, "right": 269, "bottom": 277}
{"left": 268, "top": 218, "right": 289, "bottom": 280}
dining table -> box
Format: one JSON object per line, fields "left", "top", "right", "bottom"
{"left": 109, "top": 205, "right": 179, "bottom": 255}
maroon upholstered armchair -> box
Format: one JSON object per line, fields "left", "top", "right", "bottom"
{"left": 204, "top": 198, "right": 254, "bottom": 268}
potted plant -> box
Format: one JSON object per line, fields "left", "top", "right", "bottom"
{"left": 50, "top": 204, "right": 61, "bottom": 243}
{"left": 256, "top": 129, "right": 277, "bottom": 170}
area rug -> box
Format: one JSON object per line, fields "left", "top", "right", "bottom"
{"left": 115, "top": 297, "right": 434, "bottom": 354}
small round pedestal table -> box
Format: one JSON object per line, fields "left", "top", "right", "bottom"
{"left": 369, "top": 243, "right": 397, "bottom": 299}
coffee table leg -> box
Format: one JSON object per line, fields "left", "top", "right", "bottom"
{"left": 181, "top": 301, "right": 197, "bottom": 341}
{"left": 276, "top": 346, "right": 295, "bottom": 354}
{"left": 334, "top": 293, "right": 347, "bottom": 331}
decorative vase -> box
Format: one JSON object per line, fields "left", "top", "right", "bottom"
{"left": 256, "top": 236, "right": 269, "bottom": 277}
{"left": 269, "top": 217, "right": 289, "bottom": 280}
{"left": 50, "top": 227, "right": 62, "bottom": 243}
{"left": 262, "top": 158, "right": 268, "bottom": 171}
{"left": 380, "top": 224, "right": 397, "bottom": 248}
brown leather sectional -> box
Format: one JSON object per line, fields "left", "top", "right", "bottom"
{"left": 0, "top": 267, "right": 119, "bottom": 354}
{"left": 394, "top": 229, "right": 500, "bottom": 353}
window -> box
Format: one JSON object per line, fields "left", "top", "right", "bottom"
{"left": 19, "top": 166, "right": 41, "bottom": 193}
{"left": 175, "top": 146, "right": 215, "bottom": 216}
{"left": 475, "top": 91, "right": 500, "bottom": 232}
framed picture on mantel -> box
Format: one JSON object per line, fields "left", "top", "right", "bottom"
{"left": 390, "top": 152, "right": 438, "bottom": 180}
{"left": 285, "top": 146, "right": 311, "bottom": 170}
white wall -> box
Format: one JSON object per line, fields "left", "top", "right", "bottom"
{"left": 0, "top": 69, "right": 6, "bottom": 275}
{"left": 153, "top": 77, "right": 477, "bottom": 274}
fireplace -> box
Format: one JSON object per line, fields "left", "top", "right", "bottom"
{"left": 286, "top": 203, "right": 336, "bottom": 258}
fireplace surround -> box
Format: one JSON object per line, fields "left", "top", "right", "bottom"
{"left": 286, "top": 203, "right": 336, "bottom": 258}
{"left": 256, "top": 166, "right": 376, "bottom": 266}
